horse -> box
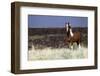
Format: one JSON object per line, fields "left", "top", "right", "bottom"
{"left": 65, "top": 22, "right": 81, "bottom": 49}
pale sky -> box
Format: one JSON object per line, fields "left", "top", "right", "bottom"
{"left": 28, "top": 15, "right": 88, "bottom": 28}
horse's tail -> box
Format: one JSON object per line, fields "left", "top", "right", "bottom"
{"left": 78, "top": 28, "right": 82, "bottom": 43}
{"left": 76, "top": 27, "right": 82, "bottom": 43}
{"left": 80, "top": 32, "right": 82, "bottom": 43}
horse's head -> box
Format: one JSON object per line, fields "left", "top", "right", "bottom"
{"left": 65, "top": 22, "right": 72, "bottom": 37}
{"left": 65, "top": 22, "right": 71, "bottom": 32}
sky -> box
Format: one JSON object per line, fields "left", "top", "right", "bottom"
{"left": 28, "top": 15, "right": 88, "bottom": 28}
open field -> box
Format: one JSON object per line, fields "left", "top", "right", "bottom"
{"left": 28, "top": 46, "right": 88, "bottom": 60}
{"left": 28, "top": 27, "right": 88, "bottom": 60}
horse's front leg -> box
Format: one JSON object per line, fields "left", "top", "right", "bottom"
{"left": 70, "top": 42, "right": 73, "bottom": 50}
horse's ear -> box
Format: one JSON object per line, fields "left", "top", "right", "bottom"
{"left": 68, "top": 22, "right": 71, "bottom": 27}
{"left": 68, "top": 22, "right": 70, "bottom": 26}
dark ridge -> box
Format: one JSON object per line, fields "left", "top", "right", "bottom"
{"left": 28, "top": 27, "right": 87, "bottom": 36}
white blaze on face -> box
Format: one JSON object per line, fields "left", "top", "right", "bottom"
{"left": 66, "top": 24, "right": 69, "bottom": 32}
{"left": 70, "top": 29, "right": 74, "bottom": 37}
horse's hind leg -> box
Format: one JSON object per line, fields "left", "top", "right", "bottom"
{"left": 77, "top": 41, "right": 81, "bottom": 49}
{"left": 78, "top": 43, "right": 81, "bottom": 49}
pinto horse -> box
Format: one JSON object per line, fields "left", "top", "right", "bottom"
{"left": 65, "top": 22, "right": 81, "bottom": 49}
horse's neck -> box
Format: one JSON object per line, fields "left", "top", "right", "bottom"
{"left": 70, "top": 29, "right": 74, "bottom": 37}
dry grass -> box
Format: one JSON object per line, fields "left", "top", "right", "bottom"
{"left": 28, "top": 46, "right": 88, "bottom": 61}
